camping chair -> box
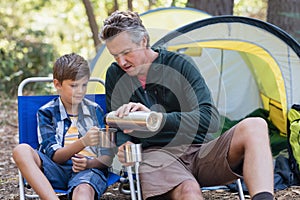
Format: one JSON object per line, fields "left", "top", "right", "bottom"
{"left": 17, "top": 77, "right": 122, "bottom": 199}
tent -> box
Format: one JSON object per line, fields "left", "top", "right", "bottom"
{"left": 89, "top": 7, "right": 211, "bottom": 88}
{"left": 153, "top": 16, "right": 300, "bottom": 154}
{"left": 90, "top": 8, "right": 300, "bottom": 154}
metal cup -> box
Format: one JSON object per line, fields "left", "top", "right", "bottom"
{"left": 124, "top": 143, "right": 142, "bottom": 163}
{"left": 123, "top": 143, "right": 143, "bottom": 200}
{"left": 98, "top": 127, "right": 117, "bottom": 148}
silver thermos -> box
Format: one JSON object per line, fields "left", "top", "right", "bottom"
{"left": 105, "top": 111, "right": 162, "bottom": 132}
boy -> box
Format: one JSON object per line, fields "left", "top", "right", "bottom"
{"left": 13, "top": 53, "right": 113, "bottom": 200}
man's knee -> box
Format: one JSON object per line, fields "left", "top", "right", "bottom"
{"left": 231, "top": 117, "right": 271, "bottom": 153}
{"left": 236, "top": 117, "right": 269, "bottom": 138}
{"left": 174, "top": 180, "right": 202, "bottom": 197}
{"left": 239, "top": 117, "right": 267, "bottom": 131}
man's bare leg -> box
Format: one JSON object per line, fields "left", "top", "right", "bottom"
{"left": 148, "top": 180, "right": 203, "bottom": 200}
{"left": 228, "top": 117, "right": 274, "bottom": 198}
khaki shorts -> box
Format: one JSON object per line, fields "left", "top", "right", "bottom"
{"left": 139, "top": 127, "right": 242, "bottom": 199}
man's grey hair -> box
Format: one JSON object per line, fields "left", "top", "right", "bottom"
{"left": 100, "top": 10, "right": 150, "bottom": 47}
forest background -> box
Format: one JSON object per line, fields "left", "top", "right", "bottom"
{"left": 0, "top": 0, "right": 299, "bottom": 98}
{"left": 0, "top": 1, "right": 299, "bottom": 199}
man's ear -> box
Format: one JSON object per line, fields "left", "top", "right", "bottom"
{"left": 142, "top": 36, "right": 147, "bottom": 47}
{"left": 53, "top": 79, "right": 62, "bottom": 90}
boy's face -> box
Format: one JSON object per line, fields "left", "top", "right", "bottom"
{"left": 54, "top": 76, "right": 89, "bottom": 107}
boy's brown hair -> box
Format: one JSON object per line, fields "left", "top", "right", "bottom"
{"left": 53, "top": 53, "right": 90, "bottom": 83}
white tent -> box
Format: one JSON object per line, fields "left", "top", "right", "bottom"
{"left": 153, "top": 16, "right": 300, "bottom": 135}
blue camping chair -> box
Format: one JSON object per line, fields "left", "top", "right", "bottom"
{"left": 17, "top": 77, "right": 123, "bottom": 199}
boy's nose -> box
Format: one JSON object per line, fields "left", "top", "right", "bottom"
{"left": 76, "top": 86, "right": 85, "bottom": 93}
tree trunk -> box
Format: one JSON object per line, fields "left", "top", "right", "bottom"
{"left": 267, "top": 0, "right": 300, "bottom": 42}
{"left": 186, "top": 0, "right": 234, "bottom": 15}
{"left": 171, "top": 0, "right": 176, "bottom": 6}
{"left": 114, "top": 0, "right": 119, "bottom": 11}
{"left": 127, "top": 0, "right": 133, "bottom": 11}
{"left": 148, "top": 0, "right": 155, "bottom": 10}
{"left": 82, "top": 0, "right": 101, "bottom": 52}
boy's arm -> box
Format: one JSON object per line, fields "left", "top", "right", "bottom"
{"left": 52, "top": 126, "right": 100, "bottom": 164}
{"left": 52, "top": 139, "right": 85, "bottom": 164}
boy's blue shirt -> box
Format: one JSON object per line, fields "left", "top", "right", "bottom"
{"left": 37, "top": 96, "right": 112, "bottom": 160}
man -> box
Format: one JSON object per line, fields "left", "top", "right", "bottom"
{"left": 100, "top": 10, "right": 274, "bottom": 200}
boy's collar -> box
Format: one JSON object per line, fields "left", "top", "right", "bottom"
{"left": 58, "top": 97, "right": 92, "bottom": 120}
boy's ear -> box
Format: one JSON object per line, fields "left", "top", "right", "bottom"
{"left": 53, "top": 79, "right": 62, "bottom": 89}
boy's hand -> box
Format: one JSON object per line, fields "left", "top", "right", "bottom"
{"left": 71, "top": 154, "right": 88, "bottom": 172}
{"left": 80, "top": 126, "right": 99, "bottom": 147}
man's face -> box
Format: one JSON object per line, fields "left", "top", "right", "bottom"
{"left": 106, "top": 31, "right": 148, "bottom": 77}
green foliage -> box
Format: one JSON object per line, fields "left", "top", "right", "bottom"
{"left": 1, "top": 0, "right": 296, "bottom": 98}
{"left": 0, "top": 0, "right": 190, "bottom": 99}
{"left": 0, "top": 37, "right": 56, "bottom": 98}
{"left": 234, "top": 0, "right": 267, "bottom": 20}
{"left": 0, "top": 1, "right": 57, "bottom": 98}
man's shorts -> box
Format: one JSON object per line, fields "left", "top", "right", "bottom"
{"left": 37, "top": 151, "right": 108, "bottom": 199}
{"left": 139, "top": 126, "right": 242, "bottom": 199}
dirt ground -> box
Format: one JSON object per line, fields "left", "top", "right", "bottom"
{"left": 1, "top": 98, "right": 300, "bottom": 199}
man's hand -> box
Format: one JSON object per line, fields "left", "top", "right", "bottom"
{"left": 80, "top": 126, "right": 99, "bottom": 147}
{"left": 115, "top": 102, "right": 150, "bottom": 133}
{"left": 117, "top": 141, "right": 135, "bottom": 167}
{"left": 115, "top": 102, "right": 150, "bottom": 117}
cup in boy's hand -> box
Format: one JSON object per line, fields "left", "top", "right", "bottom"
{"left": 98, "top": 127, "right": 117, "bottom": 148}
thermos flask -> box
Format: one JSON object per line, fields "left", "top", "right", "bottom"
{"left": 105, "top": 111, "right": 162, "bottom": 132}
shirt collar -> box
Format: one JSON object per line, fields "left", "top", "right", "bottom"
{"left": 58, "top": 97, "right": 93, "bottom": 120}
{"left": 58, "top": 97, "right": 68, "bottom": 120}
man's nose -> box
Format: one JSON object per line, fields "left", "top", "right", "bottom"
{"left": 117, "top": 55, "right": 126, "bottom": 66}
